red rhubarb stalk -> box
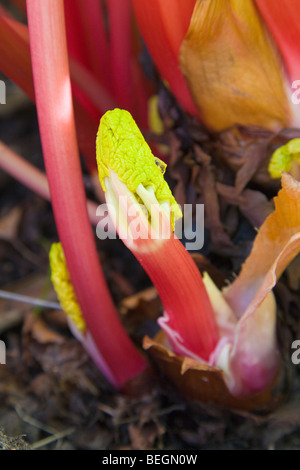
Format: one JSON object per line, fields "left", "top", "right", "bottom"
{"left": 69, "top": 58, "right": 118, "bottom": 115}
{"left": 0, "top": 10, "right": 103, "bottom": 170}
{"left": 255, "top": 0, "right": 300, "bottom": 83}
{"left": 135, "top": 234, "right": 219, "bottom": 361}
{"left": 74, "top": 0, "right": 111, "bottom": 90}
{"left": 108, "top": 0, "right": 134, "bottom": 113}
{"left": 97, "top": 109, "right": 219, "bottom": 362}
{"left": 254, "top": 0, "right": 300, "bottom": 126}
{"left": 26, "top": 0, "right": 147, "bottom": 387}
{"left": 0, "top": 13, "right": 35, "bottom": 101}
{"left": 131, "top": 0, "right": 198, "bottom": 116}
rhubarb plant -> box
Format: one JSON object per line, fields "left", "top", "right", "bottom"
{"left": 1, "top": 0, "right": 300, "bottom": 407}
{"left": 96, "top": 109, "right": 219, "bottom": 362}
{"left": 96, "top": 108, "right": 300, "bottom": 399}
{"left": 132, "top": 0, "right": 300, "bottom": 130}
{"left": 26, "top": 0, "right": 147, "bottom": 389}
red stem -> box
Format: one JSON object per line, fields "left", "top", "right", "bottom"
{"left": 131, "top": 55, "right": 150, "bottom": 130}
{"left": 26, "top": 0, "right": 147, "bottom": 387}
{"left": 69, "top": 58, "right": 118, "bottom": 114}
{"left": 134, "top": 235, "right": 219, "bottom": 361}
{"left": 7, "top": 0, "right": 27, "bottom": 16}
{"left": 131, "top": 0, "right": 198, "bottom": 116}
{"left": 63, "top": 0, "right": 89, "bottom": 69}
{"left": 63, "top": 0, "right": 99, "bottom": 120}
{"left": 74, "top": 0, "right": 111, "bottom": 90}
{"left": 108, "top": 0, "right": 134, "bottom": 113}
{"left": 0, "top": 11, "right": 98, "bottom": 170}
{"left": 255, "top": 0, "right": 300, "bottom": 83}
{"left": 0, "top": 140, "right": 100, "bottom": 226}
{"left": 0, "top": 13, "right": 35, "bottom": 101}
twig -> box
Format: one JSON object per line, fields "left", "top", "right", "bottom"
{"left": 15, "top": 405, "right": 75, "bottom": 450}
{"left": 31, "top": 427, "right": 76, "bottom": 450}
{"left": 0, "top": 289, "right": 61, "bottom": 310}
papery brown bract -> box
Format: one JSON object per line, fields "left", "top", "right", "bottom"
{"left": 179, "top": 0, "right": 291, "bottom": 131}
{"left": 144, "top": 332, "right": 285, "bottom": 412}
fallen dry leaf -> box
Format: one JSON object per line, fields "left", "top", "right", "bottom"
{"left": 216, "top": 183, "right": 274, "bottom": 228}
{"left": 119, "top": 287, "right": 160, "bottom": 318}
{"left": 143, "top": 332, "right": 285, "bottom": 412}
{"left": 22, "top": 313, "right": 65, "bottom": 345}
{"left": 0, "top": 206, "right": 22, "bottom": 241}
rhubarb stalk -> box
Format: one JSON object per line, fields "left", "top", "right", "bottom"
{"left": 96, "top": 108, "right": 219, "bottom": 361}
{"left": 0, "top": 8, "right": 104, "bottom": 169}
{"left": 131, "top": 0, "right": 198, "bottom": 116}
{"left": 0, "top": 140, "right": 101, "bottom": 227}
{"left": 108, "top": 0, "right": 134, "bottom": 113}
{"left": 26, "top": 0, "right": 147, "bottom": 388}
{"left": 74, "top": 0, "right": 111, "bottom": 90}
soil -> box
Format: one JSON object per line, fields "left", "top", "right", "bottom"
{"left": 0, "top": 78, "right": 300, "bottom": 451}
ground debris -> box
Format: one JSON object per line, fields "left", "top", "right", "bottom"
{"left": 0, "top": 427, "right": 31, "bottom": 450}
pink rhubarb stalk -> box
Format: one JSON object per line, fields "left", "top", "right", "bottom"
{"left": 26, "top": 0, "right": 147, "bottom": 388}
{"left": 0, "top": 140, "right": 100, "bottom": 227}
